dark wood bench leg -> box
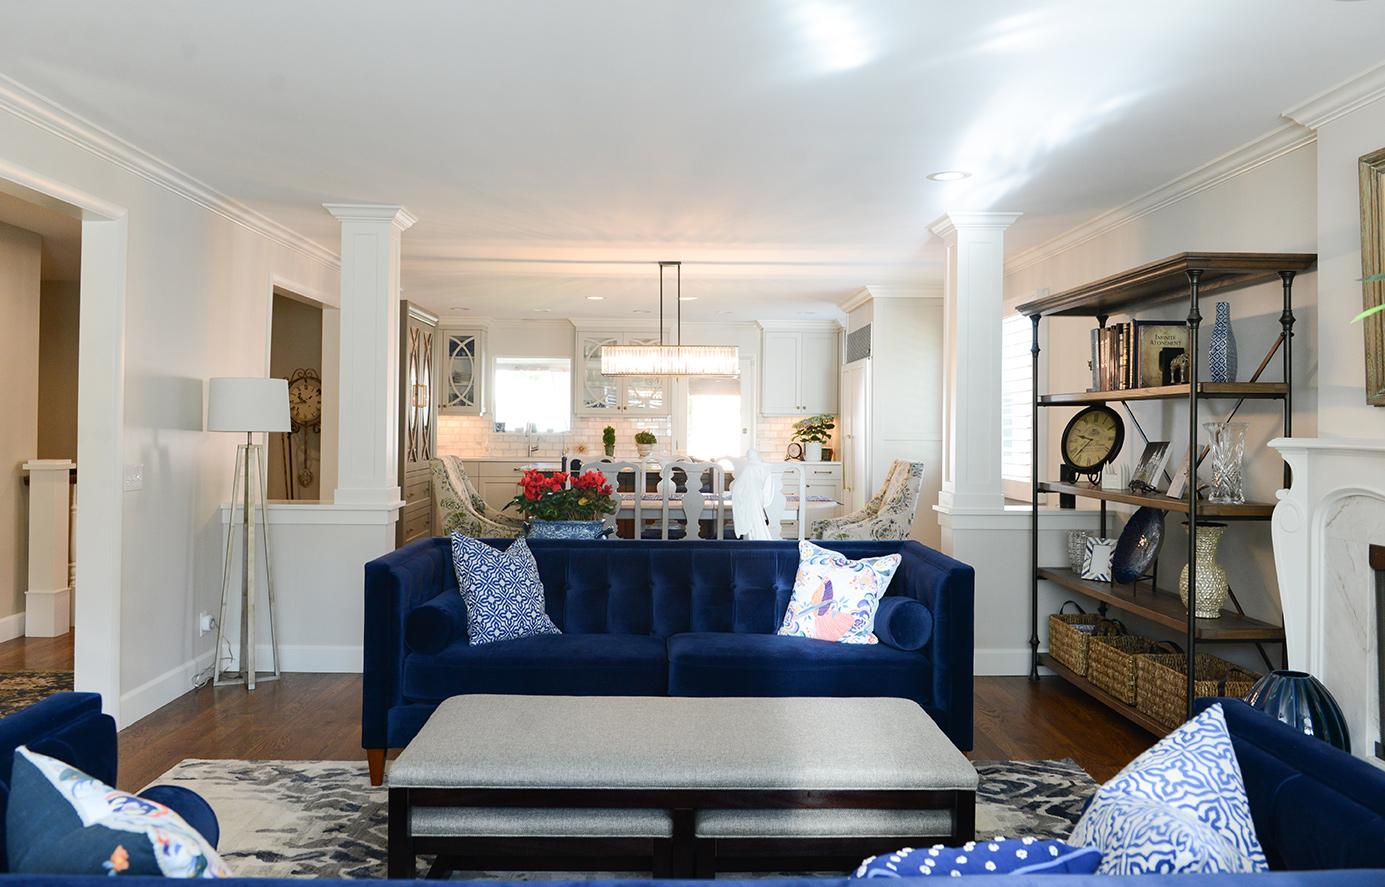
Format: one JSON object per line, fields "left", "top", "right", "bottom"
{"left": 424, "top": 854, "right": 457, "bottom": 880}
{"left": 388, "top": 788, "right": 415, "bottom": 879}
{"left": 367, "top": 748, "right": 387, "bottom": 786}
{"left": 954, "top": 790, "right": 977, "bottom": 843}
{"left": 652, "top": 838, "right": 674, "bottom": 878}
{"left": 694, "top": 838, "right": 717, "bottom": 879}
{"left": 670, "top": 808, "right": 696, "bottom": 878}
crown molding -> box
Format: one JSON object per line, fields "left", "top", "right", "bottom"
{"left": 929, "top": 211, "right": 1023, "bottom": 240}
{"left": 0, "top": 74, "right": 339, "bottom": 270}
{"left": 1283, "top": 60, "right": 1385, "bottom": 130}
{"left": 323, "top": 203, "right": 417, "bottom": 230}
{"left": 1004, "top": 123, "right": 1315, "bottom": 277}
{"left": 756, "top": 319, "right": 843, "bottom": 333}
{"left": 841, "top": 284, "right": 944, "bottom": 312}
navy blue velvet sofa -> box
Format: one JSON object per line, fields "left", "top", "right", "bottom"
{"left": 363, "top": 538, "right": 975, "bottom": 782}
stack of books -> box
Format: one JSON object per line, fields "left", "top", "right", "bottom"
{"left": 1090, "top": 323, "right": 1134, "bottom": 391}
{"left": 1088, "top": 320, "right": 1188, "bottom": 392}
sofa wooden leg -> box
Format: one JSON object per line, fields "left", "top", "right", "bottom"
{"left": 367, "top": 748, "right": 386, "bottom": 786}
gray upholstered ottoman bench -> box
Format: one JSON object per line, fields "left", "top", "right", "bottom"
{"left": 386, "top": 694, "right": 977, "bottom": 879}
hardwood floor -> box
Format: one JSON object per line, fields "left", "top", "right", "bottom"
{"left": 113, "top": 672, "right": 1151, "bottom": 791}
{"left": 0, "top": 632, "right": 73, "bottom": 672}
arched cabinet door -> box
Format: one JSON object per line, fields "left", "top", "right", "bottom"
{"left": 439, "top": 329, "right": 484, "bottom": 416}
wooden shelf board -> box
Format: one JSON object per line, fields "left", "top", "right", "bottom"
{"left": 1039, "top": 654, "right": 1169, "bottom": 737}
{"left": 1037, "top": 568, "right": 1285, "bottom": 641}
{"left": 1037, "top": 481, "right": 1275, "bottom": 519}
{"left": 1039, "top": 382, "right": 1288, "bottom": 406}
{"left": 1015, "top": 252, "right": 1317, "bottom": 317}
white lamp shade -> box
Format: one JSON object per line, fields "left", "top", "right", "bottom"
{"left": 207, "top": 377, "right": 291, "bottom": 433}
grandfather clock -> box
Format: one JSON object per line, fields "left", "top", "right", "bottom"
{"left": 398, "top": 303, "right": 438, "bottom": 546}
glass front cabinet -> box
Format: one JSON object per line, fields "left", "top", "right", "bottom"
{"left": 575, "top": 330, "right": 671, "bottom": 416}
{"left": 439, "top": 329, "right": 485, "bottom": 415}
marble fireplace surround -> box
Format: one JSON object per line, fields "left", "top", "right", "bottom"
{"left": 1270, "top": 437, "right": 1385, "bottom": 759}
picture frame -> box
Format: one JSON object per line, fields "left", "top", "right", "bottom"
{"left": 1129, "top": 441, "right": 1171, "bottom": 493}
{"left": 1132, "top": 321, "right": 1189, "bottom": 388}
{"left": 1165, "top": 454, "right": 1191, "bottom": 500}
{"left": 1080, "top": 536, "right": 1116, "bottom": 583}
{"left": 1359, "top": 146, "right": 1385, "bottom": 407}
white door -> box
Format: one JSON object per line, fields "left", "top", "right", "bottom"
{"left": 841, "top": 360, "right": 870, "bottom": 511}
{"left": 760, "top": 331, "right": 801, "bottom": 415}
{"left": 799, "top": 331, "right": 839, "bottom": 415}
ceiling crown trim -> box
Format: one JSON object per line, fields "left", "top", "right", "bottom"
{"left": 1282, "top": 59, "right": 1385, "bottom": 130}
{"left": 1004, "top": 123, "right": 1315, "bottom": 277}
{"left": 0, "top": 73, "right": 339, "bottom": 270}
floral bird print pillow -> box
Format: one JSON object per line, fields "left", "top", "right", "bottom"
{"left": 777, "top": 540, "right": 902, "bottom": 644}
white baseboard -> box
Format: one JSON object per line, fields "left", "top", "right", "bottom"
{"left": 975, "top": 647, "right": 1046, "bottom": 676}
{"left": 0, "top": 612, "right": 25, "bottom": 643}
{"left": 120, "top": 650, "right": 216, "bottom": 729}
{"left": 224, "top": 644, "right": 363, "bottom": 674}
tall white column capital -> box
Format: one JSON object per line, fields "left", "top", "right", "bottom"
{"left": 929, "top": 211, "right": 1022, "bottom": 241}
{"left": 323, "top": 203, "right": 418, "bottom": 231}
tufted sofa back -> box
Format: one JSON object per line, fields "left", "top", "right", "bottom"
{"left": 416, "top": 537, "right": 959, "bottom": 637}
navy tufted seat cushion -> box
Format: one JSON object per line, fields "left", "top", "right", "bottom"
{"left": 666, "top": 632, "right": 932, "bottom": 707}
{"left": 402, "top": 633, "right": 668, "bottom": 702}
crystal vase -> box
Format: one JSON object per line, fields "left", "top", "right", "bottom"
{"left": 1209, "top": 301, "right": 1237, "bottom": 382}
{"left": 1206, "top": 421, "right": 1247, "bottom": 505}
{"left": 1178, "top": 521, "right": 1229, "bottom": 618}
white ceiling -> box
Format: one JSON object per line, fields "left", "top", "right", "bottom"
{"left": 1, "top": 1, "right": 1382, "bottom": 318}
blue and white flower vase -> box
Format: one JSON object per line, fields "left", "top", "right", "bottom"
{"left": 525, "top": 520, "right": 611, "bottom": 540}
{"left": 1208, "top": 301, "right": 1237, "bottom": 382}
{"left": 1243, "top": 669, "right": 1351, "bottom": 752}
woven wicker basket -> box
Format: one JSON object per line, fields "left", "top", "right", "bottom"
{"left": 1047, "top": 600, "right": 1114, "bottom": 676}
{"left": 1136, "top": 653, "right": 1261, "bottom": 728}
{"left": 1088, "top": 635, "right": 1179, "bottom": 705}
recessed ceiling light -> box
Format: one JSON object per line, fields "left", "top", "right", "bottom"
{"left": 450, "top": 306, "right": 470, "bottom": 311}
{"left": 633, "top": 309, "right": 652, "bottom": 315}
{"left": 533, "top": 307, "right": 552, "bottom": 312}
{"left": 927, "top": 170, "right": 971, "bottom": 182}
{"left": 586, "top": 296, "right": 605, "bottom": 301}
{"left": 717, "top": 310, "right": 733, "bottom": 316}
{"left": 679, "top": 296, "right": 697, "bottom": 302}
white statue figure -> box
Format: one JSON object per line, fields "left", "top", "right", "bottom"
{"left": 730, "top": 449, "right": 772, "bottom": 540}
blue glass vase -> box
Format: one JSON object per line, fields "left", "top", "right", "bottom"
{"left": 1243, "top": 670, "right": 1350, "bottom": 752}
{"left": 1208, "top": 301, "right": 1237, "bottom": 382}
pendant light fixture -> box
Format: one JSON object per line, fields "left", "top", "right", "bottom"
{"left": 601, "top": 261, "right": 740, "bottom": 377}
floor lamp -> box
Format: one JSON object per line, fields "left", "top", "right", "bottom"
{"left": 208, "top": 377, "right": 289, "bottom": 689}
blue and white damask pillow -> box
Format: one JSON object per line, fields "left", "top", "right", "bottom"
{"left": 450, "top": 534, "right": 560, "bottom": 645}
{"left": 1070, "top": 703, "right": 1267, "bottom": 874}
{"left": 853, "top": 838, "right": 1101, "bottom": 877}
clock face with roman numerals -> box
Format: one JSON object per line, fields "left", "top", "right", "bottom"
{"left": 1061, "top": 405, "right": 1124, "bottom": 475}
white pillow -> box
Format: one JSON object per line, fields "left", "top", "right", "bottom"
{"left": 1070, "top": 703, "right": 1267, "bottom": 874}
{"left": 777, "top": 540, "right": 901, "bottom": 644}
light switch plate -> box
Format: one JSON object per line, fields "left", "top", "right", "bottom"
{"left": 123, "top": 463, "right": 144, "bottom": 492}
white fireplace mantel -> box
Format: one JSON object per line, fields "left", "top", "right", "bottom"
{"left": 1270, "top": 436, "right": 1385, "bottom": 758}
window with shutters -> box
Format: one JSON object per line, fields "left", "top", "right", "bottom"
{"left": 1000, "top": 313, "right": 1034, "bottom": 494}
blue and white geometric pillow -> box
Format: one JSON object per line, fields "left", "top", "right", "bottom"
{"left": 6, "top": 746, "right": 230, "bottom": 878}
{"left": 853, "top": 838, "right": 1101, "bottom": 877}
{"left": 1070, "top": 703, "right": 1267, "bottom": 874}
{"left": 450, "top": 534, "right": 561, "bottom": 645}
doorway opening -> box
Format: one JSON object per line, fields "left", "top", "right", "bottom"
{"left": 267, "top": 290, "right": 324, "bottom": 501}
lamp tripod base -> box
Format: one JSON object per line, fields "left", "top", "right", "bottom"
{"left": 213, "top": 437, "right": 282, "bottom": 691}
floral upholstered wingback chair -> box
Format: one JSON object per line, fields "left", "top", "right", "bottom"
{"left": 431, "top": 456, "right": 525, "bottom": 539}
{"left": 810, "top": 459, "right": 924, "bottom": 541}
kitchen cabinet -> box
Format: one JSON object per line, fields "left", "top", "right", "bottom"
{"left": 438, "top": 329, "right": 485, "bottom": 415}
{"left": 574, "top": 330, "right": 671, "bottom": 416}
{"left": 760, "top": 328, "right": 839, "bottom": 416}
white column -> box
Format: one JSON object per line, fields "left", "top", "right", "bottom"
{"left": 931, "top": 211, "right": 1021, "bottom": 514}
{"left": 23, "top": 459, "right": 75, "bottom": 637}
{"left": 323, "top": 204, "right": 416, "bottom": 507}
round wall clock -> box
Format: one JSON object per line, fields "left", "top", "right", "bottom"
{"left": 287, "top": 368, "right": 322, "bottom": 431}
{"left": 1061, "top": 404, "right": 1124, "bottom": 480}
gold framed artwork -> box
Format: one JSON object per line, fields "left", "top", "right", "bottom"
{"left": 1360, "top": 146, "right": 1385, "bottom": 407}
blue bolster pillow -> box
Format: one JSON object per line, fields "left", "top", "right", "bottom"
{"left": 873, "top": 596, "right": 933, "bottom": 651}
{"left": 138, "top": 785, "right": 220, "bottom": 848}
{"left": 404, "top": 591, "right": 468, "bottom": 654}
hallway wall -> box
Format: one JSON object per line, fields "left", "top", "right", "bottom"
{"left": 0, "top": 221, "right": 41, "bottom": 632}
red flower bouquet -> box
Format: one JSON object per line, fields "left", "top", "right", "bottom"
{"left": 508, "top": 469, "right": 617, "bottom": 521}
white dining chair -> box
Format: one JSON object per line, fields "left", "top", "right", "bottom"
{"left": 651, "top": 461, "right": 725, "bottom": 541}
{"left": 593, "top": 460, "right": 645, "bottom": 539}
{"left": 763, "top": 461, "right": 808, "bottom": 541}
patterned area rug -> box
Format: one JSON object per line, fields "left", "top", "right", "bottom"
{"left": 152, "top": 759, "right": 1097, "bottom": 880}
{"left": 0, "top": 671, "right": 73, "bottom": 717}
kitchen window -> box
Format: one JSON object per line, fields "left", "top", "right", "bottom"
{"left": 1000, "top": 313, "right": 1034, "bottom": 498}
{"left": 493, "top": 357, "right": 572, "bottom": 433}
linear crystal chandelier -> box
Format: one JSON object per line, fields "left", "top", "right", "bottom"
{"left": 600, "top": 262, "right": 740, "bottom": 377}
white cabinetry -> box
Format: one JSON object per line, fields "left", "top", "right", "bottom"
{"left": 438, "top": 329, "right": 485, "bottom": 415}
{"left": 759, "top": 326, "right": 839, "bottom": 416}
{"left": 574, "top": 330, "right": 670, "bottom": 417}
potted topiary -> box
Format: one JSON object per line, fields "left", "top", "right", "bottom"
{"left": 602, "top": 425, "right": 616, "bottom": 458}
{"left": 792, "top": 414, "right": 835, "bottom": 462}
{"left": 634, "top": 430, "right": 657, "bottom": 459}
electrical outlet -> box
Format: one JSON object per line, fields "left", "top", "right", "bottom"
{"left": 122, "top": 463, "right": 145, "bottom": 492}
{"left": 198, "top": 612, "right": 216, "bottom": 636}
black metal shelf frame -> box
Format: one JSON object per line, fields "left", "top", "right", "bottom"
{"left": 1026, "top": 265, "right": 1301, "bottom": 727}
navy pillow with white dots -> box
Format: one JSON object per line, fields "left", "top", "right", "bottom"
{"left": 853, "top": 837, "right": 1102, "bottom": 877}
